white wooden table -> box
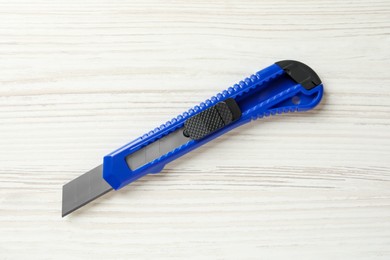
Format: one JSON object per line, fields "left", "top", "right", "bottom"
{"left": 1, "top": 0, "right": 389, "bottom": 259}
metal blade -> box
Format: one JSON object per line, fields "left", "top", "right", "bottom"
{"left": 62, "top": 129, "right": 189, "bottom": 217}
{"left": 62, "top": 165, "right": 112, "bottom": 217}
{"left": 126, "top": 128, "right": 189, "bottom": 170}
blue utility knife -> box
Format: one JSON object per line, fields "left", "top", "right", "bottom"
{"left": 62, "top": 60, "right": 324, "bottom": 217}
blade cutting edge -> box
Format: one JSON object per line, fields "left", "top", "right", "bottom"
{"left": 62, "top": 165, "right": 112, "bottom": 217}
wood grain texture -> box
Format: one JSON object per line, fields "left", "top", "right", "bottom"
{"left": 0, "top": 0, "right": 389, "bottom": 259}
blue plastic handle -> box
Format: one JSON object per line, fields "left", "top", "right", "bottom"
{"left": 103, "top": 61, "right": 324, "bottom": 190}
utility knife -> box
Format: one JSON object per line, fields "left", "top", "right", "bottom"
{"left": 62, "top": 60, "right": 324, "bottom": 217}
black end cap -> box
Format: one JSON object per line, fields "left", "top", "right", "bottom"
{"left": 276, "top": 60, "right": 322, "bottom": 90}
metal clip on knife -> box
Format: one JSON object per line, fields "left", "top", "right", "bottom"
{"left": 62, "top": 60, "right": 324, "bottom": 217}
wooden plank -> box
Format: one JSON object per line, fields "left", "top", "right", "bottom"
{"left": 0, "top": 0, "right": 389, "bottom": 259}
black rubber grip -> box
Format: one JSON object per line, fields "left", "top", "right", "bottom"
{"left": 183, "top": 98, "right": 241, "bottom": 140}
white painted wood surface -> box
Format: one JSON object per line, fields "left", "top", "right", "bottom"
{"left": 0, "top": 0, "right": 389, "bottom": 259}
